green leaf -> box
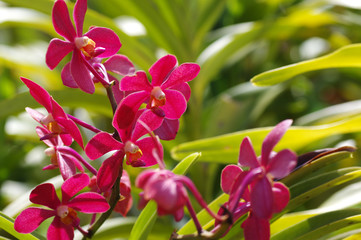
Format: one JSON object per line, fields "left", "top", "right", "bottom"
{"left": 282, "top": 151, "right": 355, "bottom": 186}
{"left": 251, "top": 43, "right": 361, "bottom": 86}
{"left": 0, "top": 212, "right": 44, "bottom": 240}
{"left": 271, "top": 209, "right": 361, "bottom": 240}
{"left": 128, "top": 153, "right": 201, "bottom": 240}
{"left": 171, "top": 115, "right": 361, "bottom": 163}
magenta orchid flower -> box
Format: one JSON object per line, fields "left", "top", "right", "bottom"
{"left": 116, "top": 54, "right": 199, "bottom": 139}
{"left": 14, "top": 174, "right": 109, "bottom": 240}
{"left": 219, "top": 120, "right": 297, "bottom": 240}
{"left": 45, "top": 0, "right": 121, "bottom": 93}
{"left": 21, "top": 77, "right": 84, "bottom": 148}
{"left": 136, "top": 169, "right": 188, "bottom": 221}
{"left": 85, "top": 110, "right": 163, "bottom": 192}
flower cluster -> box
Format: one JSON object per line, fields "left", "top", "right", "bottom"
{"left": 14, "top": 0, "right": 297, "bottom": 239}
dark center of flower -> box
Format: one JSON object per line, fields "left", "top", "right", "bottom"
{"left": 150, "top": 86, "right": 166, "bottom": 108}
{"left": 75, "top": 36, "right": 96, "bottom": 58}
{"left": 57, "top": 205, "right": 78, "bottom": 225}
{"left": 124, "top": 141, "right": 144, "bottom": 167}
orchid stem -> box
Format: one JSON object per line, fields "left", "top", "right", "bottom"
{"left": 83, "top": 164, "right": 123, "bottom": 239}
{"left": 178, "top": 176, "right": 223, "bottom": 222}
{"left": 67, "top": 114, "right": 101, "bottom": 133}
{"left": 76, "top": 225, "right": 89, "bottom": 237}
{"left": 185, "top": 199, "right": 203, "bottom": 235}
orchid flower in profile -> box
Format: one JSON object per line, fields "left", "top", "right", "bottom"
{"left": 14, "top": 174, "right": 109, "bottom": 240}
{"left": 219, "top": 120, "right": 297, "bottom": 240}
{"left": 85, "top": 110, "right": 163, "bottom": 192}
{"left": 21, "top": 77, "right": 84, "bottom": 148}
{"left": 117, "top": 54, "right": 200, "bottom": 140}
{"left": 36, "top": 126, "right": 85, "bottom": 180}
{"left": 45, "top": 0, "right": 121, "bottom": 93}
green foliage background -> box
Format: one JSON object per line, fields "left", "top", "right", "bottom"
{"left": 1, "top": 0, "right": 361, "bottom": 239}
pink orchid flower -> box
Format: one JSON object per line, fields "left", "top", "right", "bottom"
{"left": 136, "top": 169, "right": 189, "bottom": 221}
{"left": 219, "top": 120, "right": 297, "bottom": 240}
{"left": 85, "top": 110, "right": 163, "bottom": 192}
{"left": 36, "top": 126, "right": 85, "bottom": 180}
{"left": 21, "top": 77, "right": 84, "bottom": 148}
{"left": 116, "top": 54, "right": 200, "bottom": 139}
{"left": 45, "top": 0, "right": 121, "bottom": 93}
{"left": 14, "top": 174, "right": 109, "bottom": 240}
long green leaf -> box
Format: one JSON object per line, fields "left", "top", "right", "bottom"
{"left": 251, "top": 43, "right": 361, "bottom": 86}
{"left": 172, "top": 115, "right": 361, "bottom": 163}
{"left": 128, "top": 153, "right": 200, "bottom": 240}
{"left": 271, "top": 209, "right": 361, "bottom": 240}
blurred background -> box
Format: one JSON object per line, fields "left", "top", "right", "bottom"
{"left": 1, "top": 0, "right": 361, "bottom": 238}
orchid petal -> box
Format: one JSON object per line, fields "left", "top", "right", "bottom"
{"left": 26, "top": 107, "right": 45, "bottom": 124}
{"left": 14, "top": 207, "right": 55, "bottom": 233}
{"left": 46, "top": 38, "right": 74, "bottom": 70}
{"left": 115, "top": 171, "right": 133, "bottom": 216}
{"left": 136, "top": 137, "right": 162, "bottom": 167}
{"left": 61, "top": 173, "right": 89, "bottom": 203}
{"left": 131, "top": 109, "right": 164, "bottom": 141}
{"left": 220, "top": 165, "right": 243, "bottom": 194}
{"left": 170, "top": 82, "right": 191, "bottom": 101}
{"left": 238, "top": 137, "right": 260, "bottom": 169}
{"left": 85, "top": 27, "right": 121, "bottom": 58}
{"left": 267, "top": 149, "right": 297, "bottom": 179}
{"left": 242, "top": 214, "right": 270, "bottom": 240}
{"left": 55, "top": 117, "right": 84, "bottom": 149}
{"left": 154, "top": 118, "right": 179, "bottom": 140}
{"left": 97, "top": 151, "right": 124, "bottom": 192}
{"left": 251, "top": 177, "right": 273, "bottom": 219}
{"left": 73, "top": 0, "right": 87, "bottom": 36}
{"left": 70, "top": 50, "right": 94, "bottom": 94}
{"left": 135, "top": 169, "right": 157, "bottom": 189}
{"left": 57, "top": 152, "right": 76, "bottom": 180}
{"left": 21, "top": 77, "right": 52, "bottom": 112}
{"left": 104, "top": 54, "right": 135, "bottom": 76}
{"left": 47, "top": 217, "right": 74, "bottom": 240}
{"left": 161, "top": 89, "right": 187, "bottom": 119}
{"left": 67, "top": 192, "right": 109, "bottom": 213}
{"left": 35, "top": 126, "right": 60, "bottom": 147}
{"left": 59, "top": 134, "right": 73, "bottom": 146}
{"left": 120, "top": 71, "right": 152, "bottom": 92}
{"left": 30, "top": 183, "right": 60, "bottom": 209}
{"left": 261, "top": 119, "right": 292, "bottom": 166}
{"left": 161, "top": 63, "right": 200, "bottom": 89}
{"left": 52, "top": 0, "right": 76, "bottom": 41}
{"left": 113, "top": 91, "right": 149, "bottom": 132}
{"left": 50, "top": 99, "right": 67, "bottom": 119}
{"left": 149, "top": 55, "right": 177, "bottom": 86}
{"left": 272, "top": 182, "right": 290, "bottom": 213}
{"left": 85, "top": 132, "right": 123, "bottom": 160}
{"left": 61, "top": 63, "right": 78, "bottom": 88}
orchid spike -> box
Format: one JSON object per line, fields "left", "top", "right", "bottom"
{"left": 14, "top": 174, "right": 109, "bottom": 240}
{"left": 21, "top": 77, "right": 84, "bottom": 148}
{"left": 45, "top": 0, "right": 121, "bottom": 93}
